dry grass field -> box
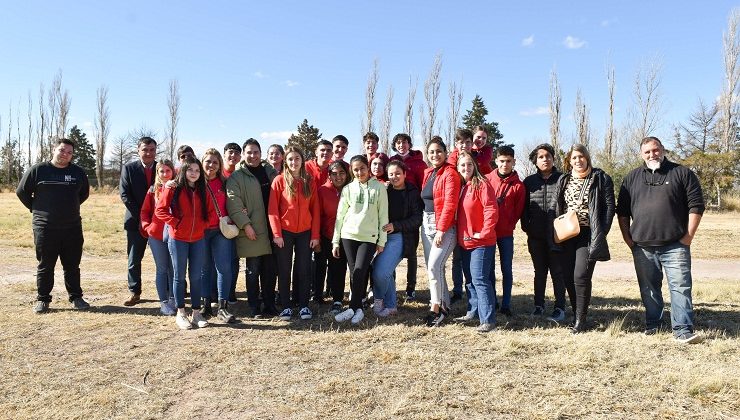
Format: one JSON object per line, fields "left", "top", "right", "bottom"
{"left": 0, "top": 192, "right": 738, "bottom": 419}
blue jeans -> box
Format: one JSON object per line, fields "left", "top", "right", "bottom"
{"left": 200, "top": 228, "right": 234, "bottom": 302}
{"left": 632, "top": 242, "right": 695, "bottom": 336}
{"left": 148, "top": 237, "right": 173, "bottom": 302}
{"left": 372, "top": 233, "right": 403, "bottom": 309}
{"left": 492, "top": 236, "right": 514, "bottom": 309}
{"left": 462, "top": 245, "right": 496, "bottom": 325}
{"left": 168, "top": 236, "right": 206, "bottom": 309}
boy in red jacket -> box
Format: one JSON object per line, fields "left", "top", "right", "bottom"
{"left": 485, "top": 146, "right": 525, "bottom": 316}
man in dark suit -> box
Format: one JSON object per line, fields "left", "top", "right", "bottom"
{"left": 119, "top": 137, "right": 157, "bottom": 306}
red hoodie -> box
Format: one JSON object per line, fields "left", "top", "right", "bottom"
{"left": 305, "top": 159, "right": 329, "bottom": 189}
{"left": 448, "top": 144, "right": 494, "bottom": 175}
{"left": 268, "top": 174, "right": 320, "bottom": 240}
{"left": 140, "top": 186, "right": 166, "bottom": 241}
{"left": 390, "top": 149, "right": 428, "bottom": 189}
{"left": 485, "top": 170, "right": 525, "bottom": 237}
{"left": 457, "top": 179, "right": 499, "bottom": 250}
{"left": 317, "top": 179, "right": 341, "bottom": 239}
{"left": 422, "top": 163, "right": 462, "bottom": 232}
{"left": 155, "top": 185, "right": 216, "bottom": 243}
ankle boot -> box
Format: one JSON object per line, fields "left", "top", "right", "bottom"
{"left": 218, "top": 299, "right": 236, "bottom": 323}
{"left": 571, "top": 312, "right": 587, "bottom": 334}
{"left": 202, "top": 298, "right": 214, "bottom": 318}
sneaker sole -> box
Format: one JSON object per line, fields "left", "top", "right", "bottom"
{"left": 676, "top": 335, "right": 703, "bottom": 344}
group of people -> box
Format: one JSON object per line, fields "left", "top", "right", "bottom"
{"left": 16, "top": 130, "right": 705, "bottom": 343}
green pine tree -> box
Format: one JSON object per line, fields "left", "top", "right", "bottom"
{"left": 461, "top": 94, "right": 505, "bottom": 148}
{"left": 69, "top": 125, "right": 96, "bottom": 175}
{"left": 287, "top": 119, "right": 322, "bottom": 160}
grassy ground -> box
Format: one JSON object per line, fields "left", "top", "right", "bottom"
{"left": 0, "top": 192, "right": 738, "bottom": 419}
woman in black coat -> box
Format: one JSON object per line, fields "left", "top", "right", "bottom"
{"left": 551, "top": 144, "right": 615, "bottom": 333}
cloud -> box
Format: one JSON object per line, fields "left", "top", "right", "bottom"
{"left": 600, "top": 18, "right": 617, "bottom": 27}
{"left": 519, "top": 107, "right": 549, "bottom": 117}
{"left": 259, "top": 130, "right": 295, "bottom": 142}
{"left": 253, "top": 71, "right": 267, "bottom": 79}
{"left": 563, "top": 36, "right": 587, "bottom": 49}
{"left": 283, "top": 80, "right": 300, "bottom": 87}
{"left": 521, "top": 35, "right": 534, "bottom": 47}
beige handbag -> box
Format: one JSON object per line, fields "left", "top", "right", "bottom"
{"left": 553, "top": 175, "right": 590, "bottom": 243}
{"left": 207, "top": 184, "right": 240, "bottom": 239}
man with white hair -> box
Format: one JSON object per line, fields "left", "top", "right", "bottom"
{"left": 617, "top": 136, "right": 704, "bottom": 344}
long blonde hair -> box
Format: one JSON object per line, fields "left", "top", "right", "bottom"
{"left": 283, "top": 146, "right": 312, "bottom": 198}
{"left": 200, "top": 148, "right": 225, "bottom": 182}
{"left": 457, "top": 151, "right": 485, "bottom": 190}
{"left": 154, "top": 159, "right": 175, "bottom": 200}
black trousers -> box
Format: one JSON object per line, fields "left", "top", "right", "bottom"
{"left": 314, "top": 236, "right": 348, "bottom": 303}
{"left": 275, "top": 230, "right": 311, "bottom": 309}
{"left": 126, "top": 228, "right": 148, "bottom": 294}
{"left": 527, "top": 236, "right": 567, "bottom": 310}
{"left": 34, "top": 226, "right": 84, "bottom": 302}
{"left": 559, "top": 228, "right": 596, "bottom": 317}
{"left": 404, "top": 254, "right": 418, "bottom": 294}
{"left": 342, "top": 239, "right": 376, "bottom": 310}
{"left": 245, "top": 252, "right": 277, "bottom": 310}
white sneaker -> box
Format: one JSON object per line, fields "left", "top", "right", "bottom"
{"left": 175, "top": 312, "right": 192, "bottom": 330}
{"left": 351, "top": 308, "right": 365, "bottom": 325}
{"left": 335, "top": 308, "right": 354, "bottom": 323}
{"left": 192, "top": 310, "right": 208, "bottom": 328}
{"left": 160, "top": 301, "right": 176, "bottom": 316}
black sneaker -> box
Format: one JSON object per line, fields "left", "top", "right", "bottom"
{"left": 450, "top": 292, "right": 463, "bottom": 304}
{"left": 405, "top": 290, "right": 416, "bottom": 301}
{"left": 262, "top": 305, "right": 279, "bottom": 318}
{"left": 217, "top": 308, "right": 236, "bottom": 323}
{"left": 33, "top": 301, "right": 50, "bottom": 314}
{"left": 425, "top": 309, "right": 447, "bottom": 328}
{"left": 247, "top": 306, "right": 263, "bottom": 319}
{"left": 531, "top": 306, "right": 545, "bottom": 316}
{"left": 675, "top": 332, "right": 703, "bottom": 344}
{"left": 498, "top": 307, "right": 513, "bottom": 317}
{"left": 71, "top": 297, "right": 90, "bottom": 310}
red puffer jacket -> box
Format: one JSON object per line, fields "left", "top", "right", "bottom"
{"left": 140, "top": 186, "right": 166, "bottom": 241}
{"left": 457, "top": 179, "right": 499, "bottom": 250}
{"left": 485, "top": 170, "right": 525, "bottom": 237}
{"left": 422, "top": 162, "right": 462, "bottom": 232}
{"left": 390, "top": 149, "right": 428, "bottom": 189}
{"left": 155, "top": 185, "right": 215, "bottom": 243}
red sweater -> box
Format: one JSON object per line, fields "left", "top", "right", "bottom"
{"left": 305, "top": 159, "right": 329, "bottom": 189}
{"left": 422, "top": 163, "right": 462, "bottom": 232}
{"left": 140, "top": 187, "right": 166, "bottom": 241}
{"left": 206, "top": 177, "right": 228, "bottom": 229}
{"left": 457, "top": 179, "right": 499, "bottom": 250}
{"left": 390, "top": 149, "right": 427, "bottom": 189}
{"left": 317, "top": 179, "right": 341, "bottom": 239}
{"left": 155, "top": 185, "right": 216, "bottom": 243}
{"left": 447, "top": 144, "right": 494, "bottom": 175}
{"left": 268, "top": 174, "right": 320, "bottom": 240}
{"left": 485, "top": 170, "right": 525, "bottom": 237}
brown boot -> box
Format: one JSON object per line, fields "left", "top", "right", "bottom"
{"left": 123, "top": 293, "right": 141, "bottom": 306}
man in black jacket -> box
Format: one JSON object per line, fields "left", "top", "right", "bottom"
{"left": 521, "top": 144, "right": 567, "bottom": 322}
{"left": 17, "top": 138, "right": 90, "bottom": 313}
{"left": 617, "top": 137, "right": 704, "bottom": 344}
{"left": 119, "top": 137, "right": 157, "bottom": 306}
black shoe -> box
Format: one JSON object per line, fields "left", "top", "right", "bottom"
{"left": 217, "top": 300, "right": 236, "bottom": 323}
{"left": 450, "top": 292, "right": 463, "bottom": 304}
{"left": 498, "top": 307, "right": 513, "bottom": 317}
{"left": 405, "top": 290, "right": 416, "bottom": 301}
{"left": 262, "top": 305, "right": 279, "bottom": 318}
{"left": 71, "top": 297, "right": 90, "bottom": 310}
{"left": 571, "top": 315, "right": 588, "bottom": 334}
{"left": 201, "top": 300, "right": 214, "bottom": 318}
{"left": 33, "top": 301, "right": 50, "bottom": 313}
{"left": 248, "top": 305, "right": 263, "bottom": 319}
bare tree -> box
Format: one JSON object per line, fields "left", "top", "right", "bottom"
{"left": 604, "top": 63, "right": 616, "bottom": 163}
{"left": 47, "top": 77, "right": 57, "bottom": 151}
{"left": 677, "top": 98, "right": 719, "bottom": 153}
{"left": 404, "top": 75, "right": 417, "bottom": 139}
{"left": 166, "top": 79, "right": 180, "bottom": 161}
{"left": 549, "top": 68, "right": 562, "bottom": 165}
{"left": 446, "top": 79, "right": 464, "bottom": 149}
{"left": 628, "top": 57, "right": 664, "bottom": 149}
{"left": 362, "top": 59, "right": 379, "bottom": 136}
{"left": 719, "top": 8, "right": 740, "bottom": 152}
{"left": 573, "top": 88, "right": 591, "bottom": 148}
{"left": 94, "top": 85, "right": 110, "bottom": 188}
{"left": 422, "top": 53, "right": 443, "bottom": 143}
{"left": 51, "top": 70, "right": 70, "bottom": 141}
{"left": 418, "top": 102, "right": 428, "bottom": 145}
{"left": 6, "top": 102, "right": 12, "bottom": 182}
{"left": 37, "top": 83, "right": 47, "bottom": 162}
{"left": 378, "top": 85, "right": 394, "bottom": 154}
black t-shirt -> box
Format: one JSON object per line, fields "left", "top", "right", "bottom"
{"left": 387, "top": 187, "right": 406, "bottom": 224}
{"left": 247, "top": 164, "right": 270, "bottom": 212}
{"left": 421, "top": 168, "right": 437, "bottom": 212}
{"left": 16, "top": 162, "right": 90, "bottom": 229}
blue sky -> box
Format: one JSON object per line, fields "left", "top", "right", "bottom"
{"left": 1, "top": 1, "right": 737, "bottom": 158}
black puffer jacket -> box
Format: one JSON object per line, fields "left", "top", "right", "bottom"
{"left": 521, "top": 169, "right": 562, "bottom": 240}
{"left": 549, "top": 168, "right": 615, "bottom": 261}
{"left": 388, "top": 181, "right": 423, "bottom": 258}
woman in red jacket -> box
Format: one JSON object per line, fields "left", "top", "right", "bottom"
{"left": 268, "top": 146, "right": 320, "bottom": 321}
{"left": 455, "top": 152, "right": 499, "bottom": 332}
{"left": 140, "top": 159, "right": 176, "bottom": 316}
{"left": 420, "top": 137, "right": 461, "bottom": 327}
{"left": 370, "top": 153, "right": 390, "bottom": 185}
{"left": 315, "top": 161, "right": 350, "bottom": 314}
{"left": 155, "top": 155, "right": 216, "bottom": 330}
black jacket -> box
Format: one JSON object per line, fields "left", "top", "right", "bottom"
{"left": 388, "top": 181, "right": 423, "bottom": 259}
{"left": 521, "top": 168, "right": 562, "bottom": 240}
{"left": 119, "top": 160, "right": 155, "bottom": 231}
{"left": 16, "top": 161, "right": 90, "bottom": 229}
{"left": 550, "top": 168, "right": 615, "bottom": 261}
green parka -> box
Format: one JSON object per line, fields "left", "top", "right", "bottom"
{"left": 225, "top": 161, "right": 277, "bottom": 258}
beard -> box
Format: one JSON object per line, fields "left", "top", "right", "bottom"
{"left": 646, "top": 158, "right": 662, "bottom": 171}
